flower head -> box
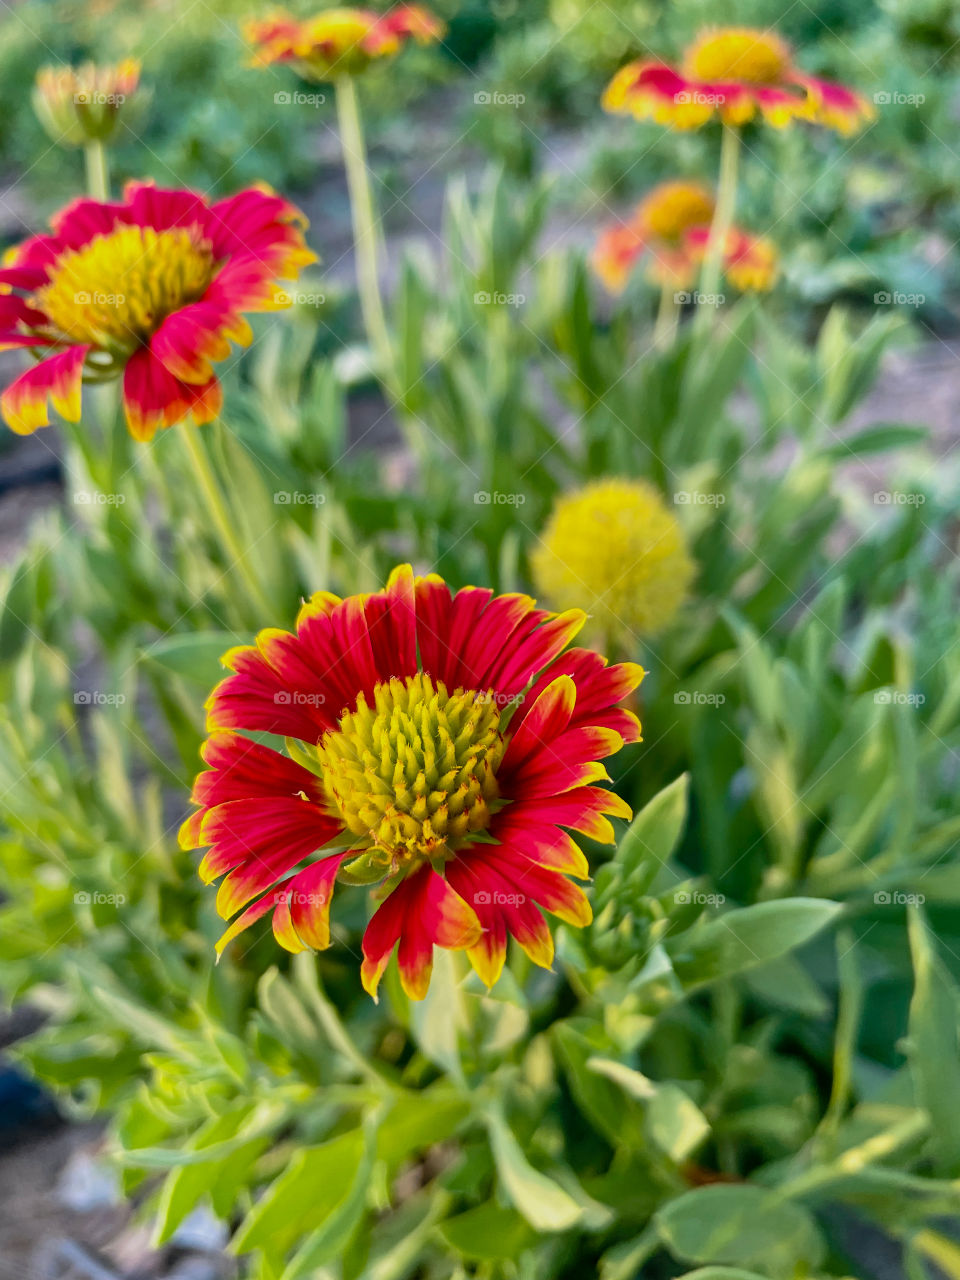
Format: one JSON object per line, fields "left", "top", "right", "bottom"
{"left": 33, "top": 59, "right": 142, "bottom": 147}
{"left": 180, "top": 565, "right": 642, "bottom": 999}
{"left": 532, "top": 479, "right": 695, "bottom": 644}
{"left": 603, "top": 26, "right": 874, "bottom": 134}
{"left": 0, "top": 182, "right": 314, "bottom": 440}
{"left": 245, "top": 5, "right": 444, "bottom": 81}
{"left": 592, "top": 181, "right": 777, "bottom": 295}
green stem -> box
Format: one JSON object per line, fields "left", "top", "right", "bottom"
{"left": 697, "top": 123, "right": 740, "bottom": 324}
{"left": 84, "top": 139, "right": 110, "bottom": 200}
{"left": 653, "top": 278, "right": 680, "bottom": 349}
{"left": 335, "top": 75, "right": 394, "bottom": 388}
{"left": 177, "top": 421, "right": 275, "bottom": 620}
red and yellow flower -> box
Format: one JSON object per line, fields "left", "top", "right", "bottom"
{"left": 0, "top": 182, "right": 315, "bottom": 440}
{"left": 181, "top": 565, "right": 642, "bottom": 999}
{"left": 33, "top": 59, "right": 142, "bottom": 146}
{"left": 245, "top": 5, "right": 444, "bottom": 81}
{"left": 592, "top": 180, "right": 778, "bottom": 294}
{"left": 604, "top": 26, "right": 874, "bottom": 134}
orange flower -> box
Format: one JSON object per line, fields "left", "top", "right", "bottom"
{"left": 592, "top": 181, "right": 778, "bottom": 296}
{"left": 0, "top": 183, "right": 314, "bottom": 439}
{"left": 604, "top": 26, "right": 874, "bottom": 134}
{"left": 181, "top": 565, "right": 642, "bottom": 998}
{"left": 245, "top": 5, "right": 444, "bottom": 81}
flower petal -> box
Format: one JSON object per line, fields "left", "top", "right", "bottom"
{"left": 1, "top": 344, "right": 88, "bottom": 434}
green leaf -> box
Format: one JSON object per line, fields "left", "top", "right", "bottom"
{"left": 438, "top": 1203, "right": 537, "bottom": 1261}
{"left": 822, "top": 422, "right": 928, "bottom": 459}
{"left": 280, "top": 1111, "right": 382, "bottom": 1279}
{"left": 676, "top": 1270, "right": 769, "bottom": 1280}
{"left": 485, "top": 1108, "right": 585, "bottom": 1232}
{"left": 665, "top": 899, "right": 842, "bottom": 990}
{"left": 143, "top": 631, "right": 239, "bottom": 686}
{"left": 587, "top": 1059, "right": 710, "bottom": 1162}
{"left": 615, "top": 773, "right": 689, "bottom": 886}
{"left": 656, "top": 1185, "right": 825, "bottom": 1271}
{"left": 907, "top": 907, "right": 960, "bottom": 1173}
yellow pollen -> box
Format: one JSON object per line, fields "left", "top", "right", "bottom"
{"left": 317, "top": 673, "right": 504, "bottom": 872}
{"left": 684, "top": 27, "right": 791, "bottom": 86}
{"left": 35, "top": 224, "right": 215, "bottom": 349}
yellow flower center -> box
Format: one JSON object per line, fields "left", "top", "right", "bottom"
{"left": 34, "top": 224, "right": 215, "bottom": 350}
{"left": 316, "top": 673, "right": 504, "bottom": 872}
{"left": 684, "top": 27, "right": 791, "bottom": 85}
{"left": 637, "top": 181, "right": 715, "bottom": 243}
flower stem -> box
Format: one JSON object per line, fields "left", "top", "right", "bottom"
{"left": 654, "top": 278, "right": 680, "bottom": 349}
{"left": 84, "top": 140, "right": 110, "bottom": 201}
{"left": 697, "top": 123, "right": 740, "bottom": 324}
{"left": 335, "top": 75, "right": 394, "bottom": 388}
{"left": 177, "top": 421, "right": 275, "bottom": 620}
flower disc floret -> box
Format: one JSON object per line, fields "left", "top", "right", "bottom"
{"left": 35, "top": 225, "right": 214, "bottom": 350}
{"left": 317, "top": 673, "right": 504, "bottom": 865}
